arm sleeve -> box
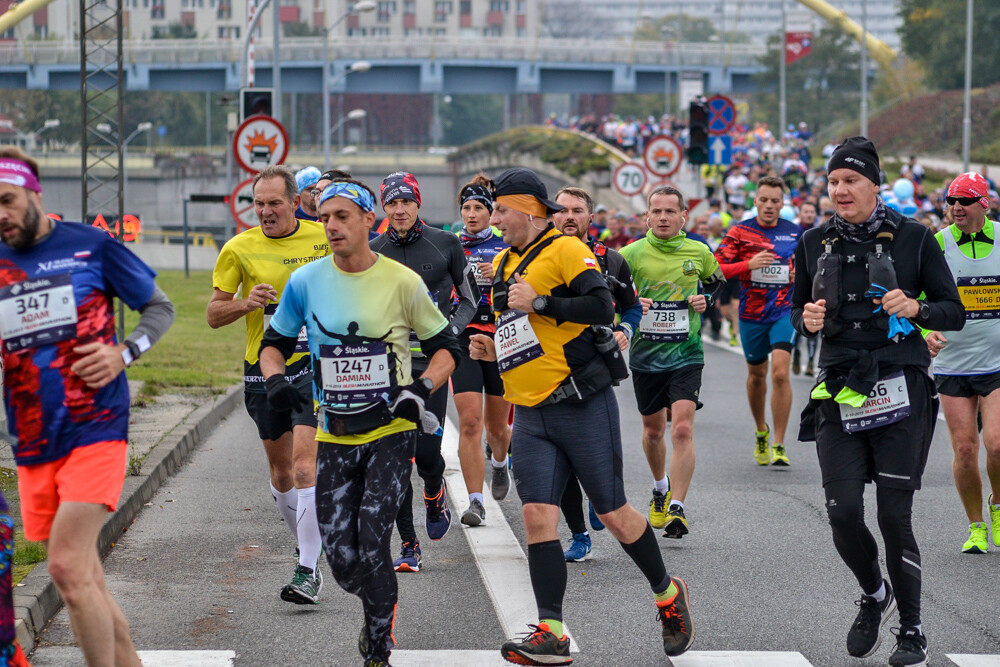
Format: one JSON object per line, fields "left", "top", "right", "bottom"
{"left": 713, "top": 229, "right": 751, "bottom": 279}
{"left": 448, "top": 241, "right": 481, "bottom": 334}
{"left": 544, "top": 284, "right": 615, "bottom": 324}
{"left": 259, "top": 326, "right": 298, "bottom": 361}
{"left": 418, "top": 327, "right": 462, "bottom": 369}
{"left": 126, "top": 285, "right": 175, "bottom": 349}
{"left": 617, "top": 301, "right": 642, "bottom": 337}
{"left": 700, "top": 251, "right": 727, "bottom": 304}
{"left": 610, "top": 253, "right": 640, "bottom": 335}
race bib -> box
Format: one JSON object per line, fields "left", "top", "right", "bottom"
{"left": 319, "top": 342, "right": 392, "bottom": 404}
{"left": 495, "top": 310, "right": 543, "bottom": 373}
{"left": 0, "top": 274, "right": 77, "bottom": 352}
{"left": 751, "top": 261, "right": 790, "bottom": 286}
{"left": 264, "top": 303, "right": 308, "bottom": 353}
{"left": 639, "top": 301, "right": 690, "bottom": 343}
{"left": 468, "top": 253, "right": 496, "bottom": 287}
{"left": 839, "top": 371, "right": 911, "bottom": 433}
{"left": 956, "top": 275, "right": 1000, "bottom": 320}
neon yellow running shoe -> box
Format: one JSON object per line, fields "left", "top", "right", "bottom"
{"left": 962, "top": 522, "right": 988, "bottom": 554}
{"left": 989, "top": 494, "right": 1000, "bottom": 547}
{"left": 649, "top": 487, "right": 671, "bottom": 529}
{"left": 771, "top": 442, "right": 790, "bottom": 466}
{"left": 754, "top": 425, "right": 771, "bottom": 466}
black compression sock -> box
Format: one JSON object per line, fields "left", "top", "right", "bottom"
{"left": 527, "top": 540, "right": 567, "bottom": 621}
{"left": 620, "top": 523, "right": 671, "bottom": 595}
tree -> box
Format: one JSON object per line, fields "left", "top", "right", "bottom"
{"left": 441, "top": 95, "right": 505, "bottom": 146}
{"left": 151, "top": 22, "right": 197, "bottom": 39}
{"left": 284, "top": 21, "right": 323, "bottom": 38}
{"left": 752, "top": 25, "right": 861, "bottom": 136}
{"left": 899, "top": 0, "right": 1000, "bottom": 90}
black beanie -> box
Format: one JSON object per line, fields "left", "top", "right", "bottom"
{"left": 827, "top": 136, "right": 881, "bottom": 185}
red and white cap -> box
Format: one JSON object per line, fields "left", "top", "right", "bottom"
{"left": 948, "top": 172, "right": 989, "bottom": 209}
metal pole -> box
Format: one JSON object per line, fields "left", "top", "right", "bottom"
{"left": 779, "top": 0, "right": 786, "bottom": 136}
{"left": 962, "top": 0, "right": 973, "bottom": 172}
{"left": 272, "top": 0, "right": 281, "bottom": 123}
{"left": 206, "top": 91, "right": 211, "bottom": 149}
{"left": 338, "top": 94, "right": 346, "bottom": 150}
{"left": 323, "top": 32, "right": 331, "bottom": 169}
{"left": 183, "top": 199, "right": 190, "bottom": 279}
{"left": 860, "top": 0, "right": 869, "bottom": 136}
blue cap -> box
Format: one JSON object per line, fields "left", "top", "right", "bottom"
{"left": 295, "top": 166, "right": 321, "bottom": 194}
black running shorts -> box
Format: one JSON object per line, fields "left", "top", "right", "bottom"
{"left": 631, "top": 365, "right": 704, "bottom": 416}
{"left": 935, "top": 369, "right": 1000, "bottom": 398}
{"left": 244, "top": 385, "right": 317, "bottom": 441}
{"left": 451, "top": 330, "right": 505, "bottom": 397}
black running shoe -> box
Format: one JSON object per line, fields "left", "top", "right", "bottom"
{"left": 846, "top": 581, "right": 896, "bottom": 657}
{"left": 889, "top": 626, "right": 927, "bottom": 667}
{"left": 657, "top": 577, "right": 695, "bottom": 657}
{"left": 501, "top": 623, "right": 572, "bottom": 666}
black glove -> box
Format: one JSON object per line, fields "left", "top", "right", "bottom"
{"left": 265, "top": 375, "right": 308, "bottom": 412}
{"left": 387, "top": 379, "right": 432, "bottom": 425}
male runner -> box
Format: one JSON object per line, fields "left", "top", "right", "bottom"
{"left": 295, "top": 166, "right": 321, "bottom": 221}
{"left": 370, "top": 171, "right": 479, "bottom": 571}
{"left": 715, "top": 176, "right": 800, "bottom": 466}
{"left": 621, "top": 186, "right": 725, "bottom": 539}
{"left": 924, "top": 172, "right": 1000, "bottom": 553}
{"left": 469, "top": 167, "right": 694, "bottom": 665}
{"left": 551, "top": 185, "right": 643, "bottom": 561}
{"left": 794, "top": 136, "right": 964, "bottom": 667}
{"left": 260, "top": 178, "right": 459, "bottom": 667}
{"left": 208, "top": 165, "right": 329, "bottom": 603}
{"left": 0, "top": 147, "right": 175, "bottom": 665}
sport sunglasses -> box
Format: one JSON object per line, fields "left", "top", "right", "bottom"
{"left": 946, "top": 195, "right": 981, "bottom": 206}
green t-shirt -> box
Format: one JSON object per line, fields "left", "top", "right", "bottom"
{"left": 934, "top": 219, "right": 995, "bottom": 259}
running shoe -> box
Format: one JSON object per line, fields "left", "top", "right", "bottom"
{"left": 657, "top": 577, "right": 695, "bottom": 657}
{"left": 728, "top": 329, "right": 738, "bottom": 347}
{"left": 771, "top": 442, "right": 790, "bottom": 466}
{"left": 888, "top": 626, "right": 927, "bottom": 667}
{"left": 393, "top": 540, "right": 422, "bottom": 573}
{"left": 280, "top": 564, "right": 322, "bottom": 605}
{"left": 648, "top": 487, "right": 671, "bottom": 529}
{"left": 363, "top": 659, "right": 391, "bottom": 667}
{"left": 846, "top": 580, "right": 896, "bottom": 657}
{"left": 461, "top": 498, "right": 486, "bottom": 527}
{"left": 501, "top": 623, "right": 572, "bottom": 666}
{"left": 424, "top": 479, "right": 452, "bottom": 540}
{"left": 662, "top": 504, "right": 689, "bottom": 539}
{"left": 962, "top": 521, "right": 988, "bottom": 554}
{"left": 804, "top": 360, "right": 815, "bottom": 376}
{"left": 588, "top": 500, "right": 605, "bottom": 531}
{"left": 492, "top": 462, "right": 512, "bottom": 501}
{"left": 564, "top": 532, "right": 592, "bottom": 562}
{"left": 754, "top": 425, "right": 771, "bottom": 466}
{"left": 792, "top": 348, "right": 802, "bottom": 375}
{"left": 989, "top": 494, "right": 1000, "bottom": 547}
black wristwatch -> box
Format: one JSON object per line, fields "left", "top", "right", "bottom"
{"left": 532, "top": 295, "right": 549, "bottom": 314}
{"left": 417, "top": 377, "right": 434, "bottom": 394}
{"left": 916, "top": 300, "right": 931, "bottom": 322}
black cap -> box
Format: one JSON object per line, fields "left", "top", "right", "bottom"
{"left": 493, "top": 167, "right": 564, "bottom": 215}
{"left": 827, "top": 136, "right": 881, "bottom": 185}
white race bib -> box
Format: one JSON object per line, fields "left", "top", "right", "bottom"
{"left": 264, "top": 303, "right": 308, "bottom": 353}
{"left": 639, "top": 301, "right": 690, "bottom": 343}
{"left": 495, "top": 310, "right": 543, "bottom": 373}
{"left": 319, "top": 342, "right": 392, "bottom": 404}
{"left": 751, "top": 261, "right": 790, "bottom": 286}
{"left": 0, "top": 274, "right": 77, "bottom": 352}
{"left": 839, "top": 371, "right": 911, "bottom": 433}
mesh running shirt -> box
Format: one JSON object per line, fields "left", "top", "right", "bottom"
{"left": 0, "top": 222, "right": 157, "bottom": 465}
{"left": 714, "top": 217, "right": 800, "bottom": 323}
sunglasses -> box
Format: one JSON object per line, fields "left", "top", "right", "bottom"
{"left": 946, "top": 196, "right": 981, "bottom": 206}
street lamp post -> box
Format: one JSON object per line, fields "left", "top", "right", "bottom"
{"left": 322, "top": 1, "right": 376, "bottom": 170}
{"left": 31, "top": 119, "right": 60, "bottom": 152}
{"left": 330, "top": 108, "right": 367, "bottom": 148}
{"left": 122, "top": 122, "right": 153, "bottom": 212}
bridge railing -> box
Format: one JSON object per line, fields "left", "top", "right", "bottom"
{"left": 0, "top": 36, "right": 765, "bottom": 68}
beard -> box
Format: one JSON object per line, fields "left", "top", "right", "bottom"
{"left": 2, "top": 200, "right": 42, "bottom": 250}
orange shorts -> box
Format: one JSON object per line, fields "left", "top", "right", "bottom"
{"left": 17, "top": 440, "right": 128, "bottom": 542}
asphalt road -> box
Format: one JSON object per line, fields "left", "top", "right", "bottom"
{"left": 28, "top": 339, "right": 1000, "bottom": 666}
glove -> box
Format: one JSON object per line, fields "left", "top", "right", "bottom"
{"left": 387, "top": 380, "right": 441, "bottom": 435}
{"left": 265, "top": 375, "right": 309, "bottom": 412}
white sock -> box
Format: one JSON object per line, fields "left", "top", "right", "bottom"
{"left": 869, "top": 580, "right": 886, "bottom": 602}
{"left": 653, "top": 477, "right": 670, "bottom": 494}
{"left": 270, "top": 482, "right": 298, "bottom": 539}
{"left": 669, "top": 499, "right": 685, "bottom": 511}
{"left": 491, "top": 455, "right": 508, "bottom": 469}
{"left": 469, "top": 492, "right": 484, "bottom": 505}
{"left": 296, "top": 486, "right": 323, "bottom": 571}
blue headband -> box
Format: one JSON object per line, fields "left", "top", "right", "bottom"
{"left": 318, "top": 181, "right": 375, "bottom": 213}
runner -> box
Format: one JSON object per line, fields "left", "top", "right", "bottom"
{"left": 793, "top": 137, "right": 964, "bottom": 667}
{"left": 370, "top": 171, "right": 480, "bottom": 572}
{"left": 452, "top": 174, "right": 513, "bottom": 528}
{"left": 924, "top": 172, "right": 1000, "bottom": 553}
{"left": 294, "top": 166, "right": 321, "bottom": 221}
{"left": 715, "top": 176, "right": 801, "bottom": 466}
{"left": 207, "top": 165, "right": 329, "bottom": 604}
{"left": 621, "top": 185, "right": 725, "bottom": 540}
{"left": 0, "top": 147, "right": 175, "bottom": 665}
{"left": 259, "top": 178, "right": 459, "bottom": 667}
{"left": 551, "top": 185, "right": 644, "bottom": 561}
{"left": 0, "top": 489, "right": 29, "bottom": 666}
{"left": 468, "top": 167, "right": 694, "bottom": 665}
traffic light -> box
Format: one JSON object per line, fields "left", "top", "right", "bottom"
{"left": 240, "top": 87, "right": 273, "bottom": 122}
{"left": 687, "top": 101, "right": 709, "bottom": 165}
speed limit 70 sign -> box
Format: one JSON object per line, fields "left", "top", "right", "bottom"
{"left": 612, "top": 162, "right": 647, "bottom": 197}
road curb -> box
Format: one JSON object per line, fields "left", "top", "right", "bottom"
{"left": 12, "top": 384, "right": 244, "bottom": 653}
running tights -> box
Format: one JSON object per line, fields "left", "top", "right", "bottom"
{"left": 824, "top": 479, "right": 922, "bottom": 627}
{"left": 316, "top": 432, "right": 416, "bottom": 662}
{"left": 559, "top": 473, "right": 587, "bottom": 535}
{"left": 395, "top": 385, "right": 448, "bottom": 543}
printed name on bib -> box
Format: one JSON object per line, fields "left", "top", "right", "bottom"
{"left": 0, "top": 273, "right": 77, "bottom": 351}
{"left": 495, "top": 309, "right": 543, "bottom": 373}
{"left": 839, "top": 371, "right": 911, "bottom": 433}
{"left": 956, "top": 276, "right": 1000, "bottom": 320}
{"left": 751, "top": 261, "right": 790, "bottom": 286}
{"left": 639, "top": 300, "right": 690, "bottom": 343}
{"left": 319, "top": 342, "right": 392, "bottom": 404}
{"left": 264, "top": 303, "right": 309, "bottom": 353}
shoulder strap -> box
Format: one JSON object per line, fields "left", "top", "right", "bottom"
{"left": 491, "top": 234, "right": 564, "bottom": 312}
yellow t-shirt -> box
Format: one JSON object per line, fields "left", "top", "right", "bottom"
{"left": 212, "top": 220, "right": 330, "bottom": 389}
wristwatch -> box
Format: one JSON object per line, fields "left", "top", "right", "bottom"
{"left": 916, "top": 300, "right": 931, "bottom": 322}
{"left": 417, "top": 377, "right": 434, "bottom": 394}
{"left": 531, "top": 295, "right": 549, "bottom": 314}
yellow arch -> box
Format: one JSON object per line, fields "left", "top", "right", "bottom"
{"left": 794, "top": 0, "right": 898, "bottom": 70}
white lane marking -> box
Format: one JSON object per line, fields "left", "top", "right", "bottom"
{"left": 389, "top": 649, "right": 515, "bottom": 666}
{"left": 136, "top": 651, "right": 236, "bottom": 666}
{"left": 947, "top": 656, "right": 1000, "bottom": 667}
{"left": 441, "top": 417, "right": 580, "bottom": 653}
{"left": 669, "top": 651, "right": 815, "bottom": 666}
